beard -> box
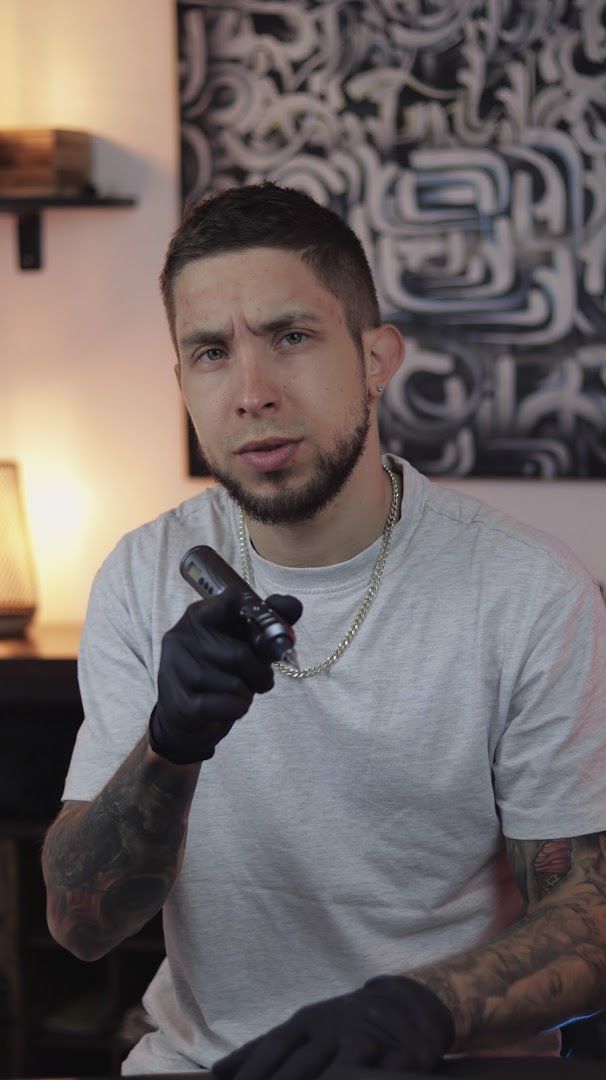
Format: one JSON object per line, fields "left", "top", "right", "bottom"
{"left": 193, "top": 396, "right": 371, "bottom": 526}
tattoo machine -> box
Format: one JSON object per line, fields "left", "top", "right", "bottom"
{"left": 180, "top": 545, "right": 299, "bottom": 669}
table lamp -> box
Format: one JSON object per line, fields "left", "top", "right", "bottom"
{"left": 0, "top": 461, "right": 38, "bottom": 636}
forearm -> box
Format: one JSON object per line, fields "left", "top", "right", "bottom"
{"left": 42, "top": 732, "right": 201, "bottom": 961}
{"left": 407, "top": 890, "right": 606, "bottom": 1052}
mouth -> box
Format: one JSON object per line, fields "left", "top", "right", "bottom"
{"left": 236, "top": 438, "right": 302, "bottom": 473}
{"left": 236, "top": 437, "right": 300, "bottom": 453}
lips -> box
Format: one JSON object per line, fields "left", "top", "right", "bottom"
{"left": 237, "top": 438, "right": 299, "bottom": 453}
{"left": 236, "top": 438, "right": 302, "bottom": 473}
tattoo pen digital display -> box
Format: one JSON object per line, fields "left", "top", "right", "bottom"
{"left": 180, "top": 545, "right": 299, "bottom": 668}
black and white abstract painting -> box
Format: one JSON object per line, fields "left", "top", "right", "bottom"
{"left": 177, "top": 0, "right": 606, "bottom": 478}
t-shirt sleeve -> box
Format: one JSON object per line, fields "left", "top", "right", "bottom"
{"left": 62, "top": 541, "right": 157, "bottom": 801}
{"left": 494, "top": 576, "right": 606, "bottom": 839}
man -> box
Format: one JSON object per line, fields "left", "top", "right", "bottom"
{"left": 42, "top": 183, "right": 606, "bottom": 1076}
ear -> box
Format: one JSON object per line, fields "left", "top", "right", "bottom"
{"left": 362, "top": 324, "right": 405, "bottom": 401}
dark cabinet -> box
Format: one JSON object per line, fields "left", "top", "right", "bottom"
{"left": 0, "top": 627, "right": 164, "bottom": 1078}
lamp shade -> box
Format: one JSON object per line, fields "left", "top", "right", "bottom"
{"left": 0, "top": 462, "right": 38, "bottom": 636}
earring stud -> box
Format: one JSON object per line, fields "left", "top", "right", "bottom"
{"left": 376, "top": 383, "right": 384, "bottom": 394}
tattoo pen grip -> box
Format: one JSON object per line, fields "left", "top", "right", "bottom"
{"left": 180, "top": 545, "right": 299, "bottom": 667}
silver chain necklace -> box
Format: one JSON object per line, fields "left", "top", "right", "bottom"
{"left": 237, "top": 465, "right": 400, "bottom": 678}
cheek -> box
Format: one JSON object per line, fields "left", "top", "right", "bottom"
{"left": 183, "top": 377, "right": 227, "bottom": 418}
{"left": 322, "top": 373, "right": 354, "bottom": 409}
{"left": 293, "top": 356, "right": 339, "bottom": 398}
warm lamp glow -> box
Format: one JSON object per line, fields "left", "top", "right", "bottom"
{"left": 0, "top": 461, "right": 38, "bottom": 636}
{"left": 26, "top": 464, "right": 92, "bottom": 592}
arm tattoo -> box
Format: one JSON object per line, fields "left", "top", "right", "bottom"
{"left": 505, "top": 836, "right": 574, "bottom": 904}
{"left": 408, "top": 833, "right": 606, "bottom": 1052}
{"left": 42, "top": 735, "right": 200, "bottom": 959}
{"left": 532, "top": 839, "right": 573, "bottom": 900}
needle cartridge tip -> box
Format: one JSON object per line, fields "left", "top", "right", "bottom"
{"left": 281, "top": 647, "right": 300, "bottom": 670}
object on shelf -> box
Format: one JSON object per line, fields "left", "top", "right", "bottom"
{"left": 0, "top": 126, "right": 136, "bottom": 270}
{"left": 0, "top": 461, "right": 37, "bottom": 637}
{"left": 0, "top": 128, "right": 91, "bottom": 197}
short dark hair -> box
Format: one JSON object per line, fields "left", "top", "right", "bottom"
{"left": 160, "top": 182, "right": 381, "bottom": 354}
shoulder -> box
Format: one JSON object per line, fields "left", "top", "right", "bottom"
{"left": 110, "top": 482, "right": 231, "bottom": 559}
{"left": 92, "top": 482, "right": 237, "bottom": 602}
{"left": 409, "top": 464, "right": 595, "bottom": 602}
{"left": 80, "top": 482, "right": 240, "bottom": 666}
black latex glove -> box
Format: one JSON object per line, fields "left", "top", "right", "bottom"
{"left": 148, "top": 589, "right": 303, "bottom": 764}
{"left": 211, "top": 975, "right": 455, "bottom": 1079}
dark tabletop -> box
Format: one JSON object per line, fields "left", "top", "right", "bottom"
{"left": 84, "top": 1060, "right": 604, "bottom": 1080}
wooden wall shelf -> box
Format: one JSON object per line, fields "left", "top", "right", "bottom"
{"left": 0, "top": 193, "right": 137, "bottom": 270}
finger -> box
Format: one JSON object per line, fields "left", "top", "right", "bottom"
{"left": 270, "top": 1039, "right": 336, "bottom": 1080}
{"left": 185, "top": 594, "right": 242, "bottom": 633}
{"left": 177, "top": 620, "right": 274, "bottom": 695}
{"left": 212, "top": 1033, "right": 270, "bottom": 1079}
{"left": 189, "top": 691, "right": 253, "bottom": 727}
{"left": 266, "top": 594, "right": 303, "bottom": 626}
{"left": 185, "top": 589, "right": 261, "bottom": 643}
{"left": 220, "top": 1028, "right": 307, "bottom": 1080}
{"left": 333, "top": 1035, "right": 381, "bottom": 1068}
{"left": 182, "top": 644, "right": 272, "bottom": 699}
{"left": 199, "top": 640, "right": 273, "bottom": 695}
{"left": 379, "top": 1046, "right": 424, "bottom": 1072}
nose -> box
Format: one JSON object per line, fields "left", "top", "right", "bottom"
{"left": 234, "top": 347, "right": 283, "bottom": 417}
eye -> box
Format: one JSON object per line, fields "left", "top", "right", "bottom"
{"left": 195, "top": 347, "right": 226, "bottom": 364}
{"left": 280, "top": 331, "right": 308, "bottom": 347}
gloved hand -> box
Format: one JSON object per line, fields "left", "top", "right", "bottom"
{"left": 211, "top": 975, "right": 455, "bottom": 1079}
{"left": 148, "top": 588, "right": 302, "bottom": 764}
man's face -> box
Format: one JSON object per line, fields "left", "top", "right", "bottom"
{"left": 173, "top": 247, "right": 373, "bottom": 526}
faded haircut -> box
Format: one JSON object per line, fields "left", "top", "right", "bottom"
{"left": 160, "top": 182, "right": 381, "bottom": 355}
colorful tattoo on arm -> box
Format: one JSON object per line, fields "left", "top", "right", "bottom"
{"left": 409, "top": 833, "right": 606, "bottom": 1051}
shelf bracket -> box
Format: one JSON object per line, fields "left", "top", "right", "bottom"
{"left": 1, "top": 196, "right": 136, "bottom": 270}
{"left": 17, "top": 211, "right": 42, "bottom": 270}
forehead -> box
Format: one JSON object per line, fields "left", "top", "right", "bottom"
{"left": 172, "top": 247, "right": 344, "bottom": 334}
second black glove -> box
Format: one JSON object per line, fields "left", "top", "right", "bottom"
{"left": 211, "top": 974, "right": 455, "bottom": 1079}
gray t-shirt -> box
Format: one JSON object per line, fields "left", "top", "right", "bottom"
{"left": 63, "top": 455, "right": 606, "bottom": 1072}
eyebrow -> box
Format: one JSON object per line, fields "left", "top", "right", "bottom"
{"left": 179, "top": 309, "right": 323, "bottom": 351}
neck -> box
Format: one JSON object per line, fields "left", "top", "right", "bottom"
{"left": 242, "top": 456, "right": 400, "bottom": 569}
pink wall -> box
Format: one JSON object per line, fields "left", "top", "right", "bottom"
{"left": 0, "top": 0, "right": 212, "bottom": 624}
